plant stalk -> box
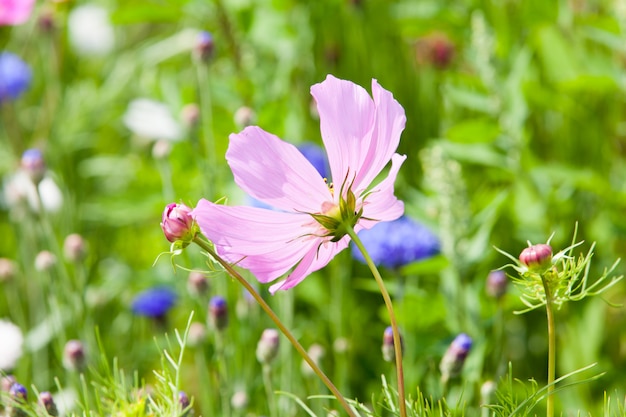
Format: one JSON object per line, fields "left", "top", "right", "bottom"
{"left": 541, "top": 274, "right": 556, "bottom": 417}
{"left": 346, "top": 227, "right": 407, "bottom": 417}
{"left": 192, "top": 236, "right": 357, "bottom": 417}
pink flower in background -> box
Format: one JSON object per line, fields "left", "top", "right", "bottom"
{"left": 0, "top": 0, "right": 35, "bottom": 26}
{"left": 193, "top": 75, "right": 406, "bottom": 293}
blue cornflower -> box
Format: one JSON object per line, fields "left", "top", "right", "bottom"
{"left": 131, "top": 287, "right": 177, "bottom": 318}
{"left": 351, "top": 216, "right": 440, "bottom": 268}
{"left": 0, "top": 52, "right": 31, "bottom": 102}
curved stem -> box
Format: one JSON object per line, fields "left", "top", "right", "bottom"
{"left": 192, "top": 236, "right": 357, "bottom": 417}
{"left": 346, "top": 227, "right": 407, "bottom": 417}
{"left": 541, "top": 276, "right": 556, "bottom": 417}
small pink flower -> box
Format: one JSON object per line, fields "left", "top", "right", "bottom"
{"left": 0, "top": 0, "right": 35, "bottom": 26}
{"left": 161, "top": 203, "right": 195, "bottom": 245}
{"left": 193, "top": 75, "right": 407, "bottom": 293}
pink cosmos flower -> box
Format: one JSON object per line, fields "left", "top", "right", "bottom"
{"left": 193, "top": 75, "right": 406, "bottom": 293}
{"left": 0, "top": 0, "right": 35, "bottom": 26}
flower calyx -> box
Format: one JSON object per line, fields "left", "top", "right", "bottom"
{"left": 309, "top": 181, "right": 363, "bottom": 242}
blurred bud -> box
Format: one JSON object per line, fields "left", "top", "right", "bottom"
{"left": 38, "top": 9, "right": 56, "bottom": 33}
{"left": 39, "top": 391, "right": 59, "bottom": 416}
{"left": 181, "top": 103, "right": 200, "bottom": 128}
{"left": 333, "top": 337, "right": 349, "bottom": 354}
{"left": 415, "top": 32, "right": 455, "bottom": 69}
{"left": 8, "top": 383, "right": 27, "bottom": 417}
{"left": 0, "top": 258, "right": 16, "bottom": 282}
{"left": 178, "top": 391, "right": 190, "bottom": 410}
{"left": 301, "top": 344, "right": 325, "bottom": 377}
{"left": 152, "top": 140, "right": 172, "bottom": 160}
{"left": 208, "top": 296, "right": 228, "bottom": 331}
{"left": 160, "top": 203, "right": 196, "bottom": 247}
{"left": 35, "top": 250, "right": 57, "bottom": 272}
{"left": 193, "top": 31, "right": 214, "bottom": 61}
{"left": 231, "top": 390, "right": 248, "bottom": 410}
{"left": 1, "top": 375, "right": 17, "bottom": 392}
{"left": 21, "top": 149, "right": 46, "bottom": 183}
{"left": 486, "top": 270, "right": 508, "bottom": 299}
{"left": 381, "top": 326, "right": 404, "bottom": 363}
{"left": 187, "top": 271, "right": 209, "bottom": 296}
{"left": 63, "top": 234, "right": 87, "bottom": 262}
{"left": 519, "top": 244, "right": 552, "bottom": 271}
{"left": 0, "top": 52, "right": 32, "bottom": 103}
{"left": 233, "top": 106, "right": 255, "bottom": 128}
{"left": 187, "top": 322, "right": 207, "bottom": 347}
{"left": 439, "top": 333, "right": 472, "bottom": 382}
{"left": 256, "top": 329, "right": 280, "bottom": 365}
{"left": 480, "top": 380, "right": 496, "bottom": 405}
{"left": 63, "top": 339, "right": 86, "bottom": 371}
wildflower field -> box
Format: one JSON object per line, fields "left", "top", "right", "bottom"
{"left": 3, "top": 0, "right": 626, "bottom": 416}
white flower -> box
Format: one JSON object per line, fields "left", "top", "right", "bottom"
{"left": 123, "top": 98, "right": 183, "bottom": 141}
{"left": 0, "top": 319, "right": 24, "bottom": 371}
{"left": 68, "top": 5, "right": 114, "bottom": 56}
{"left": 3, "top": 172, "right": 63, "bottom": 213}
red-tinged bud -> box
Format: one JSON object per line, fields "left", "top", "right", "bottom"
{"left": 486, "top": 270, "right": 508, "bottom": 299}
{"left": 519, "top": 244, "right": 553, "bottom": 271}
{"left": 161, "top": 203, "right": 196, "bottom": 247}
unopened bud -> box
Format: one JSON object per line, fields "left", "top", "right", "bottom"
{"left": 39, "top": 391, "right": 59, "bottom": 416}
{"left": 35, "top": 250, "right": 56, "bottom": 272}
{"left": 63, "top": 234, "right": 87, "bottom": 262}
{"left": 234, "top": 106, "right": 255, "bottom": 128}
{"left": 1, "top": 375, "right": 17, "bottom": 392}
{"left": 256, "top": 329, "right": 280, "bottom": 365}
{"left": 193, "top": 31, "right": 214, "bottom": 61}
{"left": 0, "top": 258, "right": 16, "bottom": 282}
{"left": 8, "top": 383, "right": 28, "bottom": 417}
{"left": 21, "top": 149, "right": 46, "bottom": 184}
{"left": 519, "top": 244, "right": 553, "bottom": 271}
{"left": 63, "top": 339, "right": 86, "bottom": 371}
{"left": 187, "top": 322, "right": 207, "bottom": 347}
{"left": 181, "top": 103, "right": 200, "bottom": 128}
{"left": 152, "top": 140, "right": 171, "bottom": 160}
{"left": 187, "top": 271, "right": 209, "bottom": 296}
{"left": 178, "top": 391, "right": 190, "bottom": 410}
{"left": 486, "top": 270, "right": 508, "bottom": 299}
{"left": 301, "top": 344, "right": 325, "bottom": 377}
{"left": 480, "top": 380, "right": 496, "bottom": 405}
{"left": 160, "top": 203, "right": 196, "bottom": 246}
{"left": 208, "top": 296, "right": 228, "bottom": 331}
{"left": 440, "top": 333, "right": 472, "bottom": 382}
{"left": 381, "top": 326, "right": 403, "bottom": 363}
{"left": 231, "top": 390, "right": 248, "bottom": 410}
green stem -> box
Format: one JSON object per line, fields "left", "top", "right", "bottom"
{"left": 192, "top": 236, "right": 357, "bottom": 417}
{"left": 346, "top": 227, "right": 407, "bottom": 417}
{"left": 541, "top": 275, "right": 556, "bottom": 417}
{"left": 262, "top": 364, "right": 277, "bottom": 417}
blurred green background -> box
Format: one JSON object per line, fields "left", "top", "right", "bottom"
{"left": 2, "top": 0, "right": 626, "bottom": 415}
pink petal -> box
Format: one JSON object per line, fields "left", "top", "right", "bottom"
{"left": 192, "top": 199, "right": 319, "bottom": 282}
{"left": 311, "top": 75, "right": 376, "bottom": 191}
{"left": 359, "top": 153, "right": 407, "bottom": 229}
{"left": 227, "top": 126, "right": 331, "bottom": 213}
{"left": 269, "top": 236, "right": 349, "bottom": 293}
{"left": 353, "top": 79, "right": 406, "bottom": 191}
{"left": 0, "top": 0, "right": 35, "bottom": 25}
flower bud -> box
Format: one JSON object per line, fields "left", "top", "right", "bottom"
{"left": 301, "top": 344, "right": 325, "bottom": 377}
{"left": 234, "top": 106, "right": 256, "bottom": 128}
{"left": 381, "top": 326, "right": 403, "bottom": 362}
{"left": 152, "top": 140, "right": 171, "bottom": 160}
{"left": 63, "top": 339, "right": 86, "bottom": 371}
{"left": 187, "top": 322, "right": 207, "bottom": 347}
{"left": 1, "top": 375, "right": 17, "bottom": 392}
{"left": 187, "top": 271, "right": 209, "bottom": 296}
{"left": 21, "top": 149, "right": 46, "bottom": 183}
{"left": 256, "top": 329, "right": 280, "bottom": 365}
{"left": 231, "top": 390, "right": 248, "bottom": 410}
{"left": 39, "top": 391, "right": 59, "bottom": 416}
{"left": 160, "top": 203, "right": 196, "bottom": 246}
{"left": 35, "top": 250, "right": 56, "bottom": 272}
{"left": 440, "top": 333, "right": 472, "bottom": 382}
{"left": 193, "top": 31, "right": 214, "bottom": 61}
{"left": 0, "top": 258, "right": 16, "bottom": 282}
{"left": 480, "top": 380, "right": 496, "bottom": 405}
{"left": 181, "top": 103, "right": 200, "bottom": 128}
{"left": 178, "top": 391, "right": 190, "bottom": 411}
{"left": 9, "top": 383, "right": 28, "bottom": 417}
{"left": 486, "top": 270, "right": 508, "bottom": 299}
{"left": 0, "top": 52, "right": 32, "bottom": 103}
{"left": 519, "top": 244, "right": 553, "bottom": 271}
{"left": 63, "top": 234, "right": 87, "bottom": 262}
{"left": 415, "top": 32, "right": 455, "bottom": 69}
{"left": 208, "top": 296, "right": 228, "bottom": 331}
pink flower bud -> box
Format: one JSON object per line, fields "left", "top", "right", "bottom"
{"left": 160, "top": 203, "right": 195, "bottom": 245}
{"left": 519, "top": 244, "right": 553, "bottom": 271}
